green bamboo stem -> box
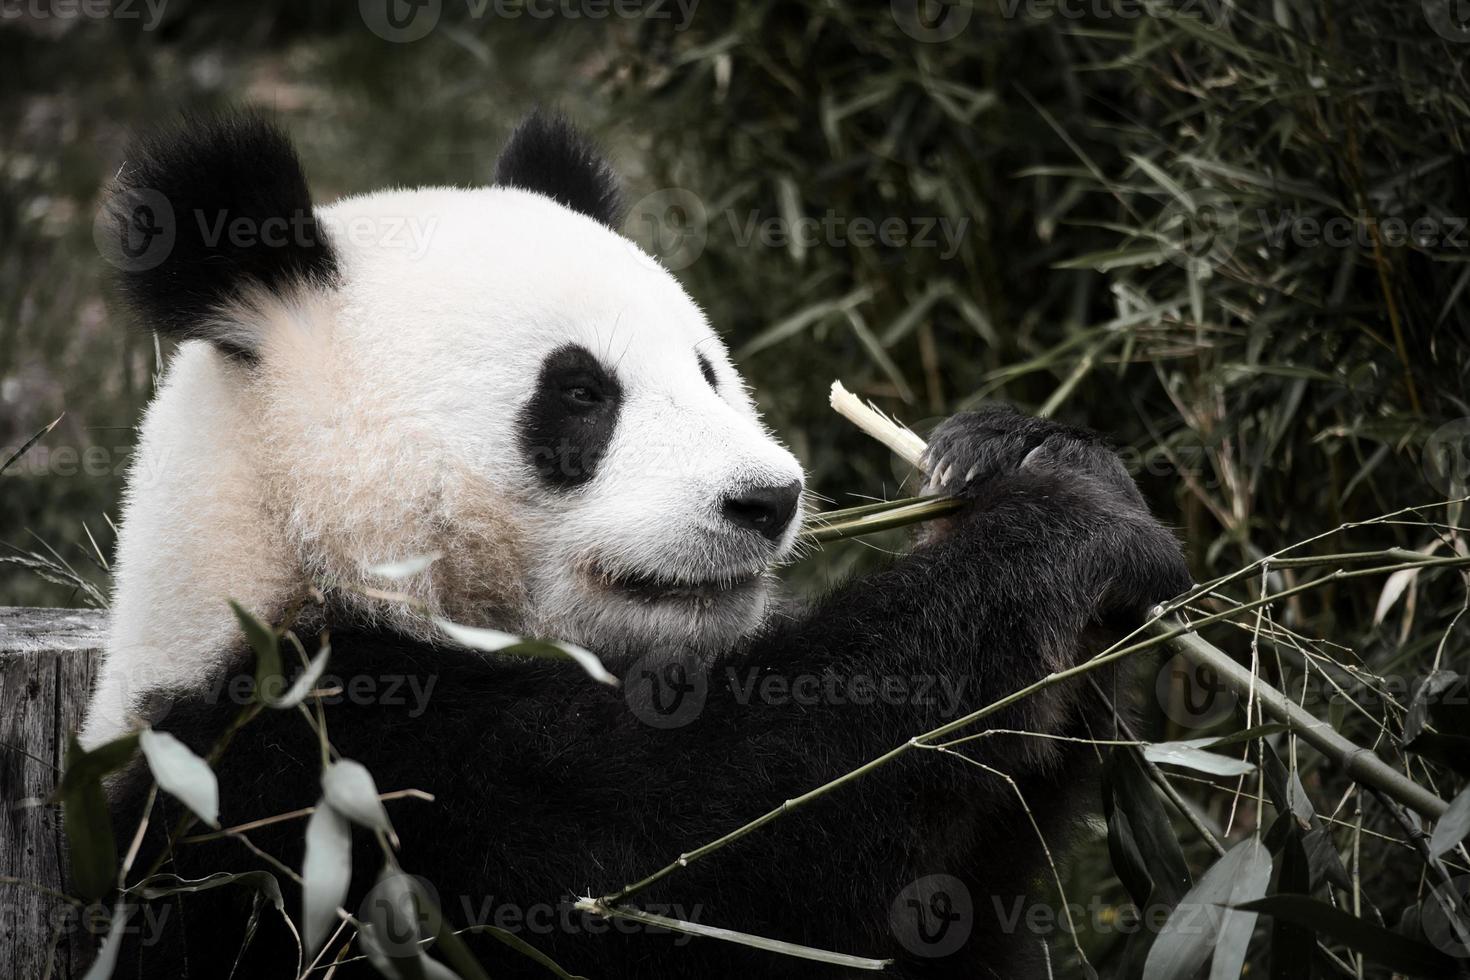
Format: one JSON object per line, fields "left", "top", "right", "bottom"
{"left": 573, "top": 900, "right": 891, "bottom": 970}
{"left": 807, "top": 495, "right": 942, "bottom": 522}
{"left": 800, "top": 496, "right": 965, "bottom": 545}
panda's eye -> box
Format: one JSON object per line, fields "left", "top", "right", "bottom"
{"left": 563, "top": 384, "right": 602, "bottom": 407}
{"left": 698, "top": 352, "right": 719, "bottom": 390}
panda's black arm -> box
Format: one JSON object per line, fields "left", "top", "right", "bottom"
{"left": 732, "top": 409, "right": 1190, "bottom": 746}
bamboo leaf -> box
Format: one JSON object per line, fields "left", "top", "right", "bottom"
{"left": 1430, "top": 784, "right": 1470, "bottom": 858}
{"left": 366, "top": 553, "right": 443, "bottom": 580}
{"left": 139, "top": 728, "right": 219, "bottom": 828}
{"left": 1374, "top": 541, "right": 1442, "bottom": 624}
{"left": 1268, "top": 821, "right": 1314, "bottom": 980}
{"left": 231, "top": 600, "right": 283, "bottom": 698}
{"left": 79, "top": 904, "right": 132, "bottom": 980}
{"left": 1, "top": 413, "right": 63, "bottom": 476}
{"left": 321, "top": 759, "right": 396, "bottom": 841}
{"left": 301, "top": 803, "right": 352, "bottom": 956}
{"left": 1144, "top": 740, "right": 1256, "bottom": 777}
{"left": 735, "top": 287, "right": 872, "bottom": 359}
{"left": 1237, "top": 895, "right": 1459, "bottom": 976}
{"left": 64, "top": 771, "right": 117, "bottom": 903}
{"left": 1105, "top": 747, "right": 1194, "bottom": 974}
{"left": 1128, "top": 153, "right": 1193, "bottom": 211}
{"left": 272, "top": 641, "right": 333, "bottom": 710}
{"left": 130, "top": 870, "right": 284, "bottom": 908}
{"left": 60, "top": 734, "right": 139, "bottom": 902}
{"left": 1143, "top": 837, "right": 1272, "bottom": 980}
{"left": 434, "top": 617, "right": 617, "bottom": 686}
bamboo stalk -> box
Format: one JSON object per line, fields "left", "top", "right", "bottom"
{"left": 801, "top": 497, "right": 965, "bottom": 545}
{"left": 829, "top": 381, "right": 926, "bottom": 468}
{"left": 573, "top": 899, "right": 891, "bottom": 970}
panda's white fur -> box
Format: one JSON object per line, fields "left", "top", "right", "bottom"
{"left": 84, "top": 185, "right": 803, "bottom": 748}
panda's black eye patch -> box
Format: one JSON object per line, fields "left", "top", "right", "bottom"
{"left": 518, "top": 344, "right": 623, "bottom": 489}
{"left": 698, "top": 353, "right": 718, "bottom": 390}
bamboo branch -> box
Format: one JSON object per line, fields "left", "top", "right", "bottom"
{"left": 573, "top": 899, "right": 892, "bottom": 971}
{"left": 800, "top": 496, "right": 965, "bottom": 545}
{"left": 829, "top": 381, "right": 926, "bottom": 467}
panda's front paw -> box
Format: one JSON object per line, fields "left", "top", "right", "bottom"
{"left": 921, "top": 406, "right": 1189, "bottom": 610}
{"left": 921, "top": 405, "right": 1143, "bottom": 508}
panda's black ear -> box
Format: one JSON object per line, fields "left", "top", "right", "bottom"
{"left": 492, "top": 110, "right": 624, "bottom": 229}
{"left": 100, "top": 112, "right": 337, "bottom": 361}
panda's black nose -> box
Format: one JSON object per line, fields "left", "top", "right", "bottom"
{"left": 722, "top": 480, "right": 802, "bottom": 541}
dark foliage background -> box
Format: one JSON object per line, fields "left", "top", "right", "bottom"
{"left": 4, "top": 1, "right": 1469, "bottom": 976}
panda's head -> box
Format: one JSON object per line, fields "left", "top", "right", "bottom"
{"left": 101, "top": 112, "right": 805, "bottom": 669}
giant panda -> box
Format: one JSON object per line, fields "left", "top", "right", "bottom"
{"left": 85, "top": 111, "right": 1191, "bottom": 979}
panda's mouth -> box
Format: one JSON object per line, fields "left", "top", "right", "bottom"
{"left": 595, "top": 565, "right": 763, "bottom": 602}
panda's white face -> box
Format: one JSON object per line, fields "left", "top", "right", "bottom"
{"left": 86, "top": 112, "right": 802, "bottom": 748}
{"left": 287, "top": 186, "right": 805, "bottom": 654}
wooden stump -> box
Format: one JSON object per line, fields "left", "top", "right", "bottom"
{"left": 0, "top": 606, "right": 106, "bottom": 980}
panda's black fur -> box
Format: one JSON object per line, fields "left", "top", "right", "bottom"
{"left": 518, "top": 342, "right": 626, "bottom": 488}
{"left": 96, "top": 113, "right": 1192, "bottom": 979}
{"left": 493, "top": 109, "right": 625, "bottom": 229}
{"left": 104, "top": 113, "right": 339, "bottom": 360}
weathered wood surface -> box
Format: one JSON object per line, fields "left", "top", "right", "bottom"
{"left": 1, "top": 606, "right": 105, "bottom": 980}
